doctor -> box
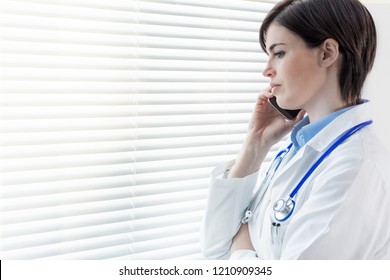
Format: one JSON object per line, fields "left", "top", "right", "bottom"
{"left": 201, "top": 0, "right": 390, "bottom": 259}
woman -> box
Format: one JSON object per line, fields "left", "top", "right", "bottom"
{"left": 201, "top": 0, "right": 390, "bottom": 259}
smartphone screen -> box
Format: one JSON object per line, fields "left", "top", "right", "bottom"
{"left": 268, "top": 96, "right": 301, "bottom": 120}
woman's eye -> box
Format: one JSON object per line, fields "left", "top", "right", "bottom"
{"left": 274, "top": 51, "right": 285, "bottom": 58}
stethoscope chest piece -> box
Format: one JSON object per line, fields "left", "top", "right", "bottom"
{"left": 273, "top": 198, "right": 295, "bottom": 222}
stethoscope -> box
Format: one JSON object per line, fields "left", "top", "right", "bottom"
{"left": 242, "top": 120, "right": 373, "bottom": 225}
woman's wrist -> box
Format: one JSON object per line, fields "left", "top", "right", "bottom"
{"left": 230, "top": 223, "right": 254, "bottom": 253}
{"left": 228, "top": 131, "right": 272, "bottom": 178}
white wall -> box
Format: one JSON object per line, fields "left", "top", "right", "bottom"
{"left": 362, "top": 1, "right": 390, "bottom": 150}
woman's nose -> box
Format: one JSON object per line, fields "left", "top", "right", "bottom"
{"left": 262, "top": 61, "right": 275, "bottom": 78}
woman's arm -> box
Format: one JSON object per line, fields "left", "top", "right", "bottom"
{"left": 231, "top": 223, "right": 254, "bottom": 252}
{"left": 201, "top": 88, "right": 303, "bottom": 259}
{"left": 227, "top": 89, "right": 304, "bottom": 256}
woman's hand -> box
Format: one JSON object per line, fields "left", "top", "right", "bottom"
{"left": 231, "top": 223, "right": 254, "bottom": 253}
{"left": 228, "top": 87, "right": 305, "bottom": 178}
{"left": 248, "top": 87, "right": 304, "bottom": 147}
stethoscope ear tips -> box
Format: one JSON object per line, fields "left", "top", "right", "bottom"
{"left": 273, "top": 198, "right": 295, "bottom": 222}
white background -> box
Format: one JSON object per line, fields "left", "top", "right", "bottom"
{"left": 362, "top": 1, "right": 390, "bottom": 150}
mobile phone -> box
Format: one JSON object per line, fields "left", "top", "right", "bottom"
{"left": 268, "top": 96, "right": 301, "bottom": 120}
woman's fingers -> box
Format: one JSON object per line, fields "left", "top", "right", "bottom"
{"left": 256, "top": 88, "right": 273, "bottom": 105}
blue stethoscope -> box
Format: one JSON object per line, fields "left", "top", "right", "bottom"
{"left": 242, "top": 120, "right": 373, "bottom": 225}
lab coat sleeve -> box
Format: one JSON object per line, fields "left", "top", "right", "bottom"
{"left": 200, "top": 160, "right": 260, "bottom": 259}
{"left": 229, "top": 249, "right": 258, "bottom": 259}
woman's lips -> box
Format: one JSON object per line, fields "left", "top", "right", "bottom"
{"left": 270, "top": 84, "right": 280, "bottom": 94}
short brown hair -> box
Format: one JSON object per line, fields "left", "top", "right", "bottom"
{"left": 259, "top": 0, "right": 377, "bottom": 105}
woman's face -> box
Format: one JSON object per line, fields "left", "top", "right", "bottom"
{"left": 262, "top": 23, "right": 328, "bottom": 112}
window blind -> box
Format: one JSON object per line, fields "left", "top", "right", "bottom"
{"left": 0, "top": 0, "right": 278, "bottom": 259}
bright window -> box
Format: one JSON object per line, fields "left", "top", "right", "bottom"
{"left": 0, "top": 0, "right": 278, "bottom": 259}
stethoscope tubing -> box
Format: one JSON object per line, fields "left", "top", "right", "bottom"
{"left": 242, "top": 119, "right": 373, "bottom": 224}
{"left": 288, "top": 120, "right": 373, "bottom": 199}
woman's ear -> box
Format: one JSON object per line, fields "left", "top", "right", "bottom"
{"left": 320, "top": 38, "right": 340, "bottom": 68}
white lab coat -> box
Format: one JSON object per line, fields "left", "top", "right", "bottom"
{"left": 201, "top": 101, "right": 390, "bottom": 259}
